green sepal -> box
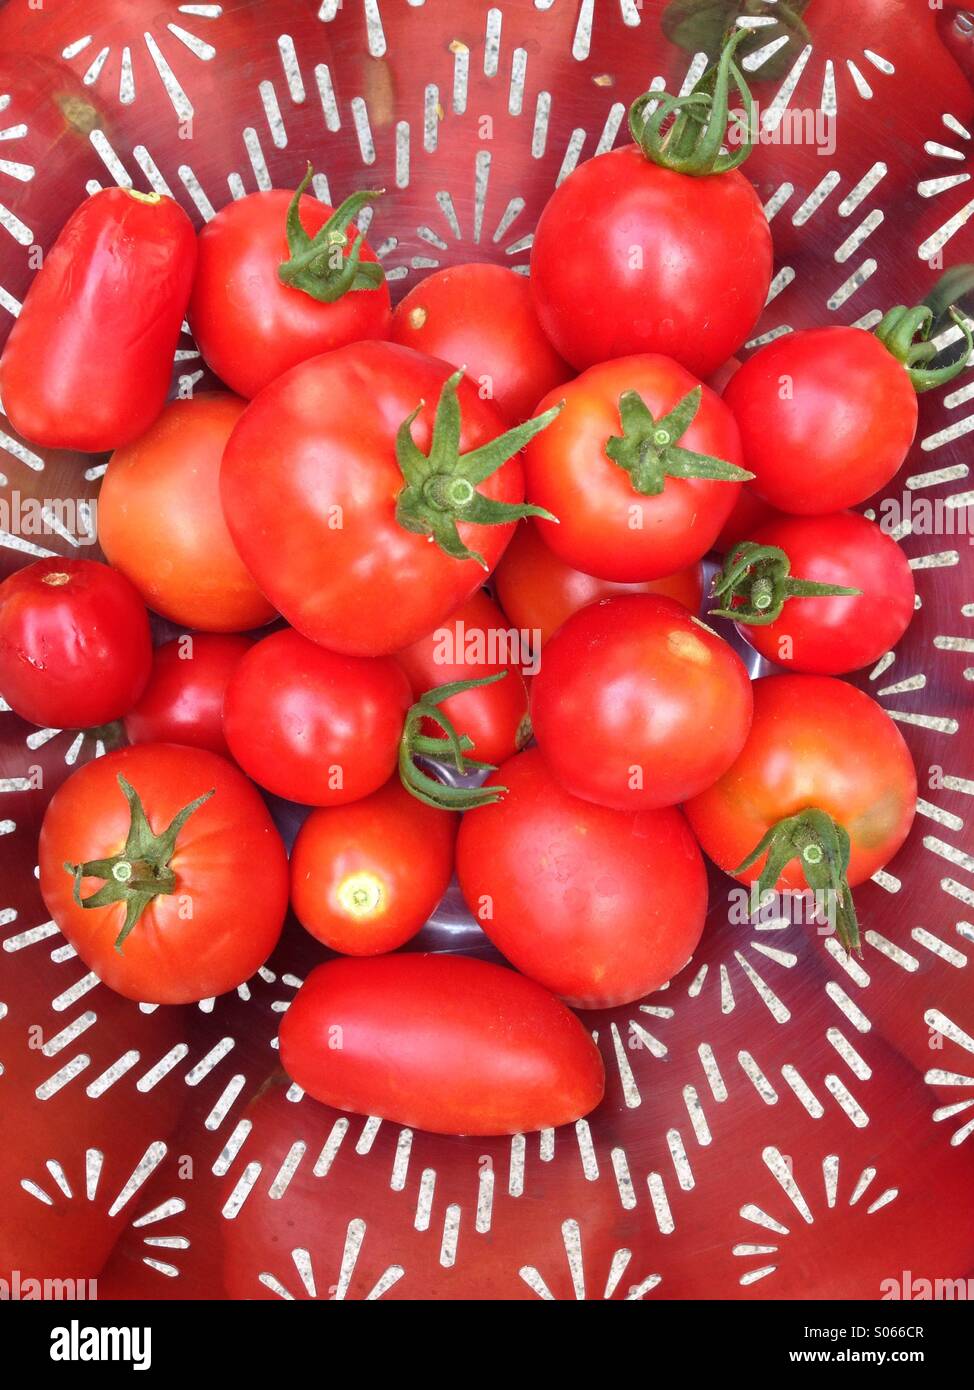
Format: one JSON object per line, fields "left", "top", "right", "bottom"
{"left": 875, "top": 303, "right": 973, "bottom": 394}
{"left": 605, "top": 386, "right": 752, "bottom": 496}
{"left": 277, "top": 163, "right": 385, "bottom": 302}
{"left": 398, "top": 674, "right": 510, "bottom": 811}
{"left": 710, "top": 540, "right": 861, "bottom": 625}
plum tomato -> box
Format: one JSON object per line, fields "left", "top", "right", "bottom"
{"left": 123, "top": 633, "right": 253, "bottom": 758}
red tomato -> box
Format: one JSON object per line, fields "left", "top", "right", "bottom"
{"left": 98, "top": 393, "right": 277, "bottom": 633}
{"left": 531, "top": 594, "right": 753, "bottom": 810}
{"left": 391, "top": 263, "right": 572, "bottom": 423}
{"left": 123, "top": 633, "right": 252, "bottom": 758}
{"left": 221, "top": 342, "right": 560, "bottom": 656}
{"left": 712, "top": 486, "right": 783, "bottom": 554}
{"left": 188, "top": 178, "right": 391, "bottom": 399}
{"left": 457, "top": 748, "right": 708, "bottom": 1008}
{"left": 279, "top": 953, "right": 605, "bottom": 1135}
{"left": 38, "top": 744, "right": 289, "bottom": 1004}
{"left": 222, "top": 628, "right": 412, "bottom": 806}
{"left": 0, "top": 187, "right": 195, "bottom": 451}
{"left": 523, "top": 355, "right": 748, "bottom": 581}
{"left": 0, "top": 558, "right": 151, "bottom": 728}
{"left": 290, "top": 778, "right": 457, "bottom": 955}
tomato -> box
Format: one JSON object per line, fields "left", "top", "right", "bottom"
{"left": 523, "top": 355, "right": 748, "bottom": 581}
{"left": 221, "top": 341, "right": 561, "bottom": 656}
{"left": 38, "top": 744, "right": 289, "bottom": 1004}
{"left": 684, "top": 675, "right": 917, "bottom": 954}
{"left": 0, "top": 558, "right": 151, "bottom": 729}
{"left": 0, "top": 187, "right": 195, "bottom": 451}
{"left": 279, "top": 953, "right": 605, "bottom": 1135}
{"left": 711, "top": 511, "right": 916, "bottom": 675}
{"left": 711, "top": 486, "right": 783, "bottom": 554}
{"left": 290, "top": 778, "right": 457, "bottom": 955}
{"left": 123, "top": 633, "right": 252, "bottom": 758}
{"left": 456, "top": 748, "right": 707, "bottom": 1008}
{"left": 531, "top": 593, "right": 753, "bottom": 811}
{"left": 98, "top": 393, "right": 277, "bottom": 633}
{"left": 188, "top": 170, "right": 391, "bottom": 399}
{"left": 390, "top": 263, "right": 573, "bottom": 423}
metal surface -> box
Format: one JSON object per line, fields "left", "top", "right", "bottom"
{"left": 1, "top": 0, "right": 973, "bottom": 1301}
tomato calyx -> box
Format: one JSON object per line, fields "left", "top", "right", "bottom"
{"left": 277, "top": 163, "right": 386, "bottom": 303}
{"left": 63, "top": 773, "right": 214, "bottom": 952}
{"left": 874, "top": 303, "right": 974, "bottom": 393}
{"left": 710, "top": 541, "right": 861, "bottom": 625}
{"left": 399, "top": 674, "right": 509, "bottom": 810}
{"left": 605, "top": 385, "right": 753, "bottom": 496}
{"left": 394, "top": 369, "right": 563, "bottom": 568}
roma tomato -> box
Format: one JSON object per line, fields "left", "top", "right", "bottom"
{"left": 98, "top": 394, "right": 277, "bottom": 633}
{"left": 0, "top": 558, "right": 151, "bottom": 728}
{"left": 0, "top": 187, "right": 195, "bottom": 451}
{"left": 711, "top": 511, "right": 916, "bottom": 674}
{"left": 684, "top": 675, "right": 917, "bottom": 953}
{"left": 38, "top": 744, "right": 289, "bottom": 1004}
{"left": 524, "top": 355, "right": 748, "bottom": 581}
{"left": 123, "top": 633, "right": 252, "bottom": 758}
{"left": 279, "top": 953, "right": 605, "bottom": 1135}
{"left": 290, "top": 778, "right": 457, "bottom": 955}
{"left": 531, "top": 594, "right": 753, "bottom": 810}
{"left": 457, "top": 749, "right": 708, "bottom": 1008}
{"left": 220, "top": 342, "right": 560, "bottom": 656}
{"left": 188, "top": 169, "right": 391, "bottom": 399}
{"left": 391, "top": 263, "right": 572, "bottom": 423}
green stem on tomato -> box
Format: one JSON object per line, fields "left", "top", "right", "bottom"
{"left": 605, "top": 385, "right": 753, "bottom": 495}
{"left": 710, "top": 541, "right": 861, "bottom": 626}
{"left": 875, "top": 303, "right": 973, "bottom": 393}
{"left": 277, "top": 163, "right": 386, "bottom": 302}
{"left": 398, "top": 674, "right": 509, "bottom": 811}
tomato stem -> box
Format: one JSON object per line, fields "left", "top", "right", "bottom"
{"left": 710, "top": 541, "right": 861, "bottom": 626}
{"left": 605, "top": 386, "right": 753, "bottom": 496}
{"left": 874, "top": 303, "right": 973, "bottom": 393}
{"left": 277, "top": 163, "right": 386, "bottom": 303}
{"left": 399, "top": 674, "right": 509, "bottom": 810}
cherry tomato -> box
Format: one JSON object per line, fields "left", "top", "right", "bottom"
{"left": 531, "top": 594, "right": 753, "bottom": 810}
{"left": 38, "top": 744, "right": 289, "bottom": 1004}
{"left": 0, "top": 558, "right": 151, "bottom": 729}
{"left": 98, "top": 393, "right": 277, "bottom": 633}
{"left": 457, "top": 748, "right": 707, "bottom": 1008}
{"left": 123, "top": 633, "right": 252, "bottom": 758}
{"left": 290, "top": 778, "right": 457, "bottom": 955}
{"left": 0, "top": 187, "right": 195, "bottom": 451}
{"left": 391, "top": 263, "right": 572, "bottom": 423}
{"left": 279, "top": 953, "right": 605, "bottom": 1135}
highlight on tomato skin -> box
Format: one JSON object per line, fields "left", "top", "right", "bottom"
{"left": 124, "top": 632, "right": 253, "bottom": 759}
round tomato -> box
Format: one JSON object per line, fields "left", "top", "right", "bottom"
{"left": 98, "top": 393, "right": 277, "bottom": 633}
{"left": 38, "top": 744, "right": 289, "bottom": 1004}
{"left": 0, "top": 558, "right": 151, "bottom": 728}
{"left": 523, "top": 355, "right": 748, "bottom": 581}
{"left": 123, "top": 633, "right": 252, "bottom": 758}
{"left": 531, "top": 594, "right": 753, "bottom": 811}
{"left": 290, "top": 778, "right": 457, "bottom": 955}
{"left": 457, "top": 748, "right": 707, "bottom": 1009}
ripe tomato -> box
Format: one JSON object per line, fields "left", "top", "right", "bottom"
{"left": 711, "top": 511, "right": 916, "bottom": 675}
{"left": 457, "top": 748, "right": 707, "bottom": 1008}
{"left": 712, "top": 486, "right": 783, "bottom": 554}
{"left": 0, "top": 187, "right": 195, "bottom": 451}
{"left": 188, "top": 171, "right": 391, "bottom": 399}
{"left": 290, "top": 778, "right": 457, "bottom": 955}
{"left": 532, "top": 594, "right": 753, "bottom": 811}
{"left": 0, "top": 558, "right": 151, "bottom": 728}
{"left": 279, "top": 953, "right": 605, "bottom": 1135}
{"left": 98, "top": 393, "right": 277, "bottom": 633}
{"left": 123, "top": 633, "right": 252, "bottom": 758}
{"left": 220, "top": 342, "right": 561, "bottom": 656}
{"left": 390, "top": 263, "right": 572, "bottom": 423}
{"left": 523, "top": 355, "right": 748, "bottom": 581}
{"left": 38, "top": 744, "right": 289, "bottom": 1004}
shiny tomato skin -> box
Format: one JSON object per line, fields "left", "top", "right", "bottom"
{"left": 99, "top": 394, "right": 277, "bottom": 633}
{"left": 684, "top": 675, "right": 917, "bottom": 892}
{"left": 390, "top": 263, "right": 572, "bottom": 423}
{"left": 38, "top": 744, "right": 289, "bottom": 1004}
{"left": 456, "top": 749, "right": 707, "bottom": 1008}
{"left": 221, "top": 342, "right": 529, "bottom": 656}
{"left": 123, "top": 633, "right": 252, "bottom": 758}
{"left": 222, "top": 628, "right": 412, "bottom": 806}
{"left": 290, "top": 778, "right": 457, "bottom": 955}
{"left": 524, "top": 355, "right": 744, "bottom": 581}
{"left": 279, "top": 952, "right": 605, "bottom": 1135}
{"left": 531, "top": 594, "right": 753, "bottom": 810}
{"left": 188, "top": 189, "right": 391, "bottom": 399}
{"left": 0, "top": 188, "right": 195, "bottom": 451}
{"left": 724, "top": 328, "right": 919, "bottom": 513}
{"left": 0, "top": 558, "right": 152, "bottom": 728}
{"left": 530, "top": 146, "right": 772, "bottom": 377}
{"left": 735, "top": 512, "right": 916, "bottom": 674}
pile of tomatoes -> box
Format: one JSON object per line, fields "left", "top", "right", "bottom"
{"left": 0, "top": 34, "right": 963, "bottom": 1138}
